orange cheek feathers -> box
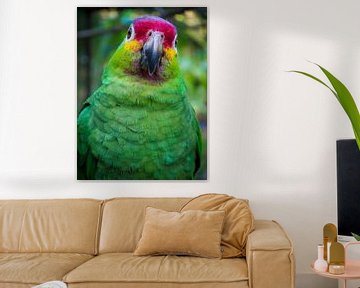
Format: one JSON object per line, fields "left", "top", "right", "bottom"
{"left": 164, "top": 48, "right": 177, "bottom": 61}
{"left": 124, "top": 40, "right": 142, "bottom": 52}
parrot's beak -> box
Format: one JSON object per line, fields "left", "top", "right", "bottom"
{"left": 141, "top": 31, "right": 164, "bottom": 76}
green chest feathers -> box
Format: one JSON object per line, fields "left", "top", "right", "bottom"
{"left": 78, "top": 81, "right": 201, "bottom": 180}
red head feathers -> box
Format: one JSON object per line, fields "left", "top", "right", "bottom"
{"left": 132, "top": 16, "right": 177, "bottom": 49}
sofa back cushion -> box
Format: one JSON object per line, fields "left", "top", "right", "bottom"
{"left": 181, "top": 194, "right": 254, "bottom": 258}
{"left": 99, "top": 198, "right": 189, "bottom": 253}
{"left": 0, "top": 199, "right": 102, "bottom": 254}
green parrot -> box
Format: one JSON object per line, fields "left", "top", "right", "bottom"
{"left": 77, "top": 16, "right": 202, "bottom": 180}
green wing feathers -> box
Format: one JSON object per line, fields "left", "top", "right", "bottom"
{"left": 193, "top": 107, "right": 203, "bottom": 177}
{"left": 77, "top": 104, "right": 97, "bottom": 180}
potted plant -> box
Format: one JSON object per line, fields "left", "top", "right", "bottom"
{"left": 290, "top": 63, "right": 360, "bottom": 240}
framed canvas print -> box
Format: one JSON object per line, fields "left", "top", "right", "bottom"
{"left": 77, "top": 7, "right": 207, "bottom": 180}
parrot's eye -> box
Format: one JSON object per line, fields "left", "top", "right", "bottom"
{"left": 126, "top": 25, "right": 134, "bottom": 41}
{"left": 173, "top": 34, "right": 178, "bottom": 52}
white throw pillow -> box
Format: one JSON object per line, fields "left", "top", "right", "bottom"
{"left": 32, "top": 281, "right": 67, "bottom": 288}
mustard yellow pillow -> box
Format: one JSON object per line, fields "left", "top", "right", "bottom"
{"left": 181, "top": 193, "right": 255, "bottom": 258}
{"left": 134, "top": 207, "right": 225, "bottom": 258}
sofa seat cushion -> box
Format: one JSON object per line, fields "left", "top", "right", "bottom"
{"left": 67, "top": 283, "right": 249, "bottom": 288}
{"left": 64, "top": 253, "right": 248, "bottom": 285}
{"left": 0, "top": 253, "right": 93, "bottom": 285}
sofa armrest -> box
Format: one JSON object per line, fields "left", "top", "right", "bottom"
{"left": 246, "top": 220, "right": 295, "bottom": 288}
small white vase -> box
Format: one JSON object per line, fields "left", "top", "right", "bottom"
{"left": 314, "top": 244, "right": 328, "bottom": 272}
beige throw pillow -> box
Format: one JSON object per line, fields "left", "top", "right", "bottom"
{"left": 134, "top": 207, "right": 225, "bottom": 258}
{"left": 181, "top": 193, "right": 255, "bottom": 258}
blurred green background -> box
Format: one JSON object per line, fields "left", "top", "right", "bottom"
{"left": 77, "top": 7, "right": 207, "bottom": 180}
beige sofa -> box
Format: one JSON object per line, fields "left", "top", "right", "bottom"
{"left": 0, "top": 198, "right": 295, "bottom": 288}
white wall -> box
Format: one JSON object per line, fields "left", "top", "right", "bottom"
{"left": 0, "top": 0, "right": 359, "bottom": 287}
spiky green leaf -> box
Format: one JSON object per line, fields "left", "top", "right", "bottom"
{"left": 290, "top": 64, "right": 360, "bottom": 150}
{"left": 351, "top": 232, "right": 360, "bottom": 241}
